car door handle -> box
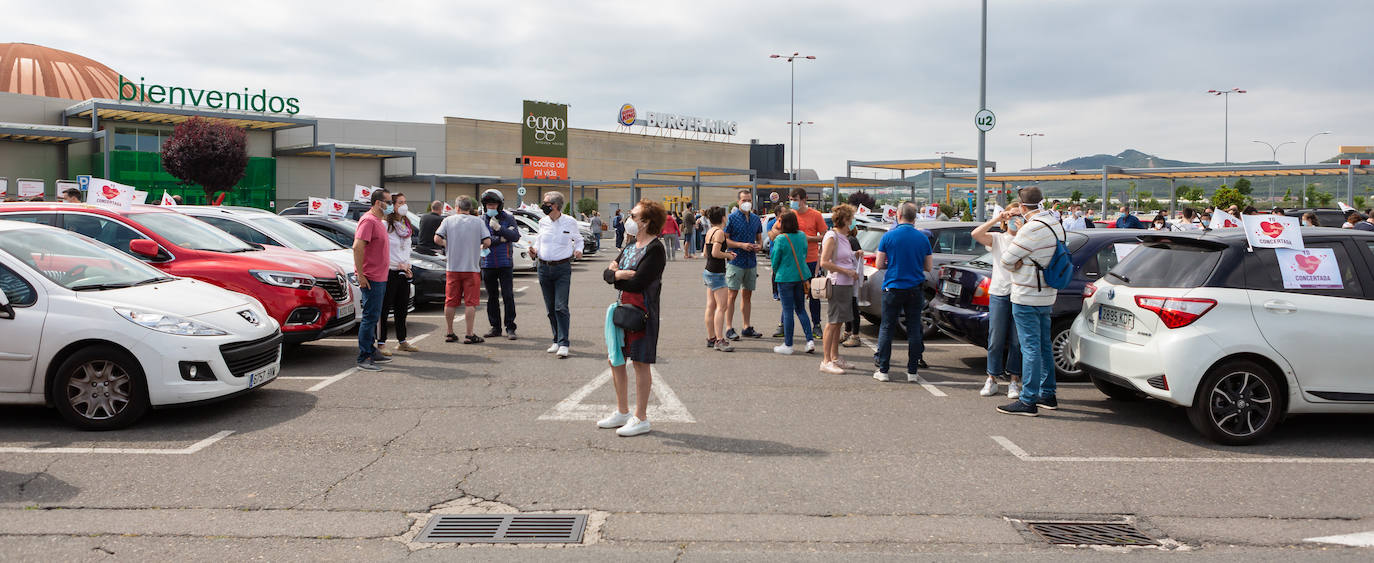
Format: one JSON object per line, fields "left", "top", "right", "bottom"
{"left": 1263, "top": 300, "right": 1297, "bottom": 314}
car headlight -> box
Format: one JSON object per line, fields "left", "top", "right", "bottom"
{"left": 409, "top": 258, "right": 440, "bottom": 271}
{"left": 346, "top": 272, "right": 359, "bottom": 286}
{"left": 251, "top": 270, "right": 316, "bottom": 289}
{"left": 115, "top": 308, "right": 228, "bottom": 336}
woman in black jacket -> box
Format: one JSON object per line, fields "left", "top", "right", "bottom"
{"left": 598, "top": 199, "right": 668, "bottom": 437}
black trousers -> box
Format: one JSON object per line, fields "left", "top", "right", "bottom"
{"left": 483, "top": 267, "right": 517, "bottom": 333}
{"left": 379, "top": 269, "right": 410, "bottom": 343}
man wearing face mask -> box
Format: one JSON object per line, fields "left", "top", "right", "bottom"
{"left": 353, "top": 188, "right": 394, "bottom": 372}
{"left": 480, "top": 189, "right": 522, "bottom": 340}
{"left": 722, "top": 189, "right": 765, "bottom": 340}
{"left": 529, "top": 191, "right": 584, "bottom": 358}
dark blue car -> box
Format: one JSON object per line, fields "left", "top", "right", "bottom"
{"left": 930, "top": 230, "right": 1145, "bottom": 380}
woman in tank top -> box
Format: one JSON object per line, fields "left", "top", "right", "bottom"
{"left": 701, "top": 206, "right": 738, "bottom": 352}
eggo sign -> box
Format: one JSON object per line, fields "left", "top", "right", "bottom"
{"left": 525, "top": 113, "right": 566, "bottom": 142}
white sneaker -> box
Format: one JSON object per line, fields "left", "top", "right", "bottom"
{"left": 805, "top": 340, "right": 816, "bottom": 354}
{"left": 615, "top": 416, "right": 651, "bottom": 437}
{"left": 773, "top": 344, "right": 794, "bottom": 355}
{"left": 819, "top": 362, "right": 845, "bottom": 375}
{"left": 873, "top": 370, "right": 891, "bottom": 382}
{"left": 1007, "top": 381, "right": 1022, "bottom": 399}
{"left": 979, "top": 377, "right": 999, "bottom": 397}
{"left": 596, "top": 411, "right": 631, "bottom": 429}
{"left": 546, "top": 343, "right": 560, "bottom": 353}
{"left": 557, "top": 346, "right": 570, "bottom": 358}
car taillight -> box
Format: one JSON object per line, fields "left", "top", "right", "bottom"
{"left": 1083, "top": 282, "right": 1097, "bottom": 299}
{"left": 971, "top": 276, "right": 991, "bottom": 306}
{"left": 1133, "top": 296, "right": 1216, "bottom": 329}
{"left": 864, "top": 254, "right": 876, "bottom": 267}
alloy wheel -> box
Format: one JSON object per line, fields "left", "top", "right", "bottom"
{"left": 1052, "top": 328, "right": 1082, "bottom": 377}
{"left": 1207, "top": 370, "right": 1274, "bottom": 438}
{"left": 66, "top": 360, "right": 133, "bottom": 421}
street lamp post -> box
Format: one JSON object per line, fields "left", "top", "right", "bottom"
{"left": 1019, "top": 132, "right": 1044, "bottom": 169}
{"left": 1301, "top": 131, "right": 1333, "bottom": 207}
{"left": 1251, "top": 139, "right": 1294, "bottom": 205}
{"left": 787, "top": 120, "right": 814, "bottom": 177}
{"left": 770, "top": 52, "right": 816, "bottom": 180}
{"left": 1207, "top": 88, "right": 1247, "bottom": 165}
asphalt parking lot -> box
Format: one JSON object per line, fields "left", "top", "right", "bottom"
{"left": 2, "top": 256, "right": 1373, "bottom": 560}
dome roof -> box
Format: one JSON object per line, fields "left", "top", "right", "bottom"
{"left": 0, "top": 43, "right": 121, "bottom": 100}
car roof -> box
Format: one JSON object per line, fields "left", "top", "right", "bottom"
{"left": 1139, "top": 226, "right": 1374, "bottom": 244}
{"left": 0, "top": 202, "right": 176, "bottom": 216}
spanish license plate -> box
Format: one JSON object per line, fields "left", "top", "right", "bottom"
{"left": 1098, "top": 305, "right": 1135, "bottom": 330}
{"left": 940, "top": 279, "right": 962, "bottom": 299}
{"left": 336, "top": 303, "right": 354, "bottom": 319}
{"left": 248, "top": 364, "right": 278, "bottom": 388}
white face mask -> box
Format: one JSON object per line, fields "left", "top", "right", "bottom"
{"left": 396, "top": 204, "right": 408, "bottom": 216}
{"left": 624, "top": 219, "right": 639, "bottom": 237}
{"left": 739, "top": 201, "right": 753, "bottom": 213}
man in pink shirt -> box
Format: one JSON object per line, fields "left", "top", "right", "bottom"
{"left": 353, "top": 189, "right": 394, "bottom": 371}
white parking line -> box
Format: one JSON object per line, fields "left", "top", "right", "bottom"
{"left": 409, "top": 332, "right": 432, "bottom": 345}
{"left": 857, "top": 337, "right": 945, "bottom": 397}
{"left": 1305, "top": 531, "right": 1374, "bottom": 547}
{"left": 539, "top": 367, "right": 695, "bottom": 422}
{"left": 307, "top": 367, "right": 357, "bottom": 392}
{"left": 0, "top": 430, "right": 234, "bottom": 455}
{"left": 991, "top": 435, "right": 1374, "bottom": 464}
{"left": 276, "top": 376, "right": 331, "bottom": 380}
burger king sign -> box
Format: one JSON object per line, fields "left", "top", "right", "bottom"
{"left": 618, "top": 104, "right": 637, "bottom": 127}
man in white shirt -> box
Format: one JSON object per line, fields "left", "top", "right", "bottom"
{"left": 528, "top": 191, "right": 583, "bottom": 358}
{"left": 996, "top": 186, "right": 1065, "bottom": 417}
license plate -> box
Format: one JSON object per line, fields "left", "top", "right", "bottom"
{"left": 248, "top": 364, "right": 278, "bottom": 388}
{"left": 1098, "top": 305, "right": 1134, "bottom": 330}
{"left": 336, "top": 303, "right": 354, "bottom": 319}
{"left": 940, "top": 279, "right": 962, "bottom": 299}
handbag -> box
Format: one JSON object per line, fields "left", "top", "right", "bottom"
{"left": 612, "top": 303, "right": 648, "bottom": 332}
{"left": 784, "top": 236, "right": 830, "bottom": 300}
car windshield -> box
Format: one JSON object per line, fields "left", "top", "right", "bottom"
{"left": 248, "top": 216, "right": 343, "bottom": 251}
{"left": 1108, "top": 239, "right": 1222, "bottom": 288}
{"left": 131, "top": 212, "right": 255, "bottom": 253}
{"left": 0, "top": 229, "right": 172, "bottom": 291}
{"left": 855, "top": 228, "right": 887, "bottom": 252}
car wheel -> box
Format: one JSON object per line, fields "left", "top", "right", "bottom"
{"left": 1186, "top": 360, "right": 1283, "bottom": 446}
{"left": 51, "top": 345, "right": 149, "bottom": 430}
{"left": 1051, "top": 319, "right": 1085, "bottom": 381}
{"left": 920, "top": 300, "right": 939, "bottom": 339}
{"left": 1090, "top": 375, "right": 1144, "bottom": 401}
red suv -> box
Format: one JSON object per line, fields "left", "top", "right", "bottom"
{"left": 0, "top": 203, "right": 357, "bottom": 344}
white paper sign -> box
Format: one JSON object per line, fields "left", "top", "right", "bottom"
{"left": 1113, "top": 243, "right": 1139, "bottom": 261}
{"left": 85, "top": 178, "right": 134, "bottom": 211}
{"left": 353, "top": 184, "right": 374, "bottom": 203}
{"left": 160, "top": 191, "right": 177, "bottom": 206}
{"left": 325, "top": 198, "right": 347, "bottom": 218}
{"left": 132, "top": 190, "right": 149, "bottom": 205}
{"left": 56, "top": 180, "right": 78, "bottom": 193}
{"left": 856, "top": 203, "right": 871, "bottom": 216}
{"left": 1276, "top": 248, "right": 1342, "bottom": 290}
{"left": 17, "top": 179, "right": 44, "bottom": 197}
{"left": 1209, "top": 210, "right": 1241, "bottom": 230}
{"left": 442, "top": 202, "right": 454, "bottom": 216}
{"left": 881, "top": 204, "right": 898, "bottom": 224}
{"left": 0, "top": 178, "right": 7, "bottom": 196}
{"left": 1338, "top": 202, "right": 1355, "bottom": 213}
{"left": 919, "top": 205, "right": 939, "bottom": 221}
{"left": 307, "top": 197, "right": 329, "bottom": 216}
{"left": 1242, "top": 214, "right": 1303, "bottom": 250}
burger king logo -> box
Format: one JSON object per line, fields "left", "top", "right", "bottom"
{"left": 618, "top": 103, "right": 637, "bottom": 126}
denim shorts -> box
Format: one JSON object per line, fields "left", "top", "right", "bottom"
{"left": 702, "top": 270, "right": 727, "bottom": 290}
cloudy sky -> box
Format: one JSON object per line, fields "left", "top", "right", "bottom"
{"left": 7, "top": 0, "right": 1371, "bottom": 178}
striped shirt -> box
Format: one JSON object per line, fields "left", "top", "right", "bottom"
{"left": 999, "top": 210, "right": 1066, "bottom": 306}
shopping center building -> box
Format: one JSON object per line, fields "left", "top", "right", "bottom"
{"left": 0, "top": 43, "right": 768, "bottom": 212}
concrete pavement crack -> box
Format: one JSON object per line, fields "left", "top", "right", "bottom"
{"left": 289, "top": 410, "right": 427, "bottom": 509}
{"left": 16, "top": 457, "right": 59, "bottom": 495}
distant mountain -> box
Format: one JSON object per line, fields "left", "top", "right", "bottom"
{"left": 1039, "top": 149, "right": 1273, "bottom": 171}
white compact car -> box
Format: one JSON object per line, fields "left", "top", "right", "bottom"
{"left": 1070, "top": 228, "right": 1374, "bottom": 445}
{"left": 0, "top": 222, "right": 282, "bottom": 430}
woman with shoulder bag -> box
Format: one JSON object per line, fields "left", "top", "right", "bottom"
{"left": 598, "top": 200, "right": 668, "bottom": 437}
{"left": 817, "top": 204, "right": 860, "bottom": 374}
{"left": 701, "top": 206, "right": 739, "bottom": 352}
{"left": 769, "top": 210, "right": 815, "bottom": 355}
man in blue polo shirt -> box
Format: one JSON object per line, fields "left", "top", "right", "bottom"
{"left": 873, "top": 202, "right": 934, "bottom": 383}
{"left": 722, "top": 189, "right": 765, "bottom": 340}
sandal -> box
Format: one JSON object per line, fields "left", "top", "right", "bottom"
{"left": 445, "top": 333, "right": 459, "bottom": 343}
{"left": 463, "top": 334, "right": 485, "bottom": 344}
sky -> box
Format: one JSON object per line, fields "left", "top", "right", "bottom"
{"left": 5, "top": 0, "right": 1372, "bottom": 179}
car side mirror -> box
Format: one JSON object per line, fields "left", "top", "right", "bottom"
{"left": 129, "top": 239, "right": 161, "bottom": 259}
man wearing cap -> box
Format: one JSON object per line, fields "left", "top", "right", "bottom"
{"left": 480, "top": 189, "right": 522, "bottom": 339}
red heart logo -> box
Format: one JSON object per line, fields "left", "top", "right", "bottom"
{"left": 1224, "top": 219, "right": 1237, "bottom": 228}
{"left": 311, "top": 200, "right": 321, "bottom": 209}
{"left": 101, "top": 185, "right": 119, "bottom": 199}
{"left": 1295, "top": 253, "right": 1322, "bottom": 274}
{"left": 333, "top": 202, "right": 343, "bottom": 211}
{"left": 1260, "top": 219, "right": 1284, "bottom": 238}
{"left": 361, "top": 188, "right": 370, "bottom": 197}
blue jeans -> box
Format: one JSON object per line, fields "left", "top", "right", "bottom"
{"left": 986, "top": 294, "right": 1022, "bottom": 378}
{"left": 538, "top": 261, "right": 572, "bottom": 347}
{"left": 777, "top": 281, "right": 812, "bottom": 347}
{"left": 1013, "top": 303, "right": 1055, "bottom": 405}
{"left": 779, "top": 261, "right": 823, "bottom": 329}
{"left": 357, "top": 280, "right": 387, "bottom": 363}
{"left": 875, "top": 287, "right": 925, "bottom": 374}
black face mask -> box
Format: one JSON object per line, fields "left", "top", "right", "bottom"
{"left": 540, "top": 203, "right": 554, "bottom": 215}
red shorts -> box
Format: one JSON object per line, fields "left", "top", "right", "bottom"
{"left": 445, "top": 271, "right": 481, "bottom": 307}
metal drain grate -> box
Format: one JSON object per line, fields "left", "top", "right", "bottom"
{"left": 1026, "top": 521, "right": 1159, "bottom": 546}
{"left": 417, "top": 514, "right": 586, "bottom": 543}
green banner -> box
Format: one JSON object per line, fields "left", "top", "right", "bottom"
{"left": 521, "top": 100, "right": 568, "bottom": 159}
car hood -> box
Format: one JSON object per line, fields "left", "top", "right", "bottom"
{"left": 307, "top": 248, "right": 356, "bottom": 273}
{"left": 227, "top": 246, "right": 344, "bottom": 277}
{"left": 76, "top": 277, "right": 264, "bottom": 318}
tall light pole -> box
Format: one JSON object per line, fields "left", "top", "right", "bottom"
{"left": 1019, "top": 132, "right": 1044, "bottom": 169}
{"left": 1301, "top": 131, "right": 1333, "bottom": 207}
{"left": 975, "top": 0, "right": 987, "bottom": 221}
{"left": 1251, "top": 139, "right": 1294, "bottom": 205}
{"left": 1207, "top": 88, "right": 1246, "bottom": 165}
{"left": 787, "top": 120, "right": 814, "bottom": 177}
{"left": 770, "top": 52, "right": 816, "bottom": 179}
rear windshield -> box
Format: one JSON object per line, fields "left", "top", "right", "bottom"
{"left": 1107, "top": 240, "right": 1222, "bottom": 288}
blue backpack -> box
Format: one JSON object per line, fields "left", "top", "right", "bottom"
{"left": 1031, "top": 219, "right": 1073, "bottom": 290}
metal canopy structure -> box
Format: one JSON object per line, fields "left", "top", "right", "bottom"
{"left": 274, "top": 143, "right": 418, "bottom": 200}
{"left": 63, "top": 99, "right": 315, "bottom": 131}
{"left": 0, "top": 122, "right": 93, "bottom": 143}
{"left": 760, "top": 176, "right": 926, "bottom": 207}
{"left": 846, "top": 156, "right": 993, "bottom": 173}
{"left": 630, "top": 167, "right": 757, "bottom": 210}
{"left": 382, "top": 173, "right": 503, "bottom": 203}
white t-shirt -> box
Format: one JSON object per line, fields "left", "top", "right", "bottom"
{"left": 986, "top": 232, "right": 1014, "bottom": 297}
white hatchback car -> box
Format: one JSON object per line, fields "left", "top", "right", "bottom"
{"left": 1071, "top": 228, "right": 1374, "bottom": 444}
{"left": 0, "top": 222, "right": 282, "bottom": 429}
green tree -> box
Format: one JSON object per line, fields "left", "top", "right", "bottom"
{"left": 1183, "top": 186, "right": 1206, "bottom": 205}
{"left": 160, "top": 116, "right": 248, "bottom": 203}
{"left": 1211, "top": 187, "right": 1247, "bottom": 211}
{"left": 1354, "top": 196, "right": 1367, "bottom": 209}
{"left": 1233, "top": 177, "right": 1253, "bottom": 197}
{"left": 1070, "top": 190, "right": 1083, "bottom": 203}
{"left": 1282, "top": 188, "right": 1293, "bottom": 206}
{"left": 576, "top": 197, "right": 598, "bottom": 217}
{"left": 1085, "top": 194, "right": 1098, "bottom": 205}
